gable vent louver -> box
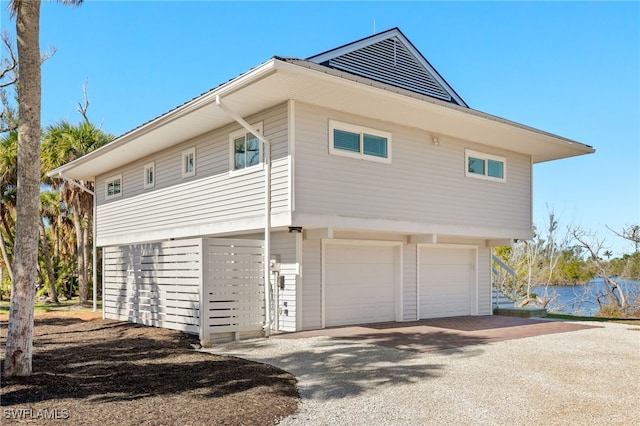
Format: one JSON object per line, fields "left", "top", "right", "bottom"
{"left": 327, "top": 38, "right": 453, "bottom": 102}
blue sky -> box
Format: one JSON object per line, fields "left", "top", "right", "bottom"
{"left": 2, "top": 1, "right": 639, "bottom": 256}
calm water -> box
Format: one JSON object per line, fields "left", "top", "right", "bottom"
{"left": 533, "top": 278, "right": 640, "bottom": 316}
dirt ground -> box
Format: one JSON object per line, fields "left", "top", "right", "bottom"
{"left": 0, "top": 312, "right": 299, "bottom": 425}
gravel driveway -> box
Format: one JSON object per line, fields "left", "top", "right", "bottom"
{"left": 205, "top": 320, "right": 640, "bottom": 425}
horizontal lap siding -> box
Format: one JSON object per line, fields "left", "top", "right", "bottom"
{"left": 95, "top": 104, "right": 290, "bottom": 245}
{"left": 98, "top": 158, "right": 288, "bottom": 238}
{"left": 294, "top": 103, "right": 531, "bottom": 232}
{"left": 477, "top": 247, "right": 492, "bottom": 315}
{"left": 271, "top": 232, "right": 298, "bottom": 332}
{"left": 301, "top": 239, "right": 322, "bottom": 330}
{"left": 103, "top": 239, "right": 202, "bottom": 334}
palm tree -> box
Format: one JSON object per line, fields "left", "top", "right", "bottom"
{"left": 42, "top": 120, "right": 113, "bottom": 305}
{"left": 5, "top": 0, "right": 83, "bottom": 378}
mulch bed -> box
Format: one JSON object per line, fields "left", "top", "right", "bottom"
{"left": 0, "top": 314, "right": 299, "bottom": 425}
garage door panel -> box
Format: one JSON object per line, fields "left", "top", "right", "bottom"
{"left": 419, "top": 247, "right": 475, "bottom": 319}
{"left": 325, "top": 244, "right": 397, "bottom": 327}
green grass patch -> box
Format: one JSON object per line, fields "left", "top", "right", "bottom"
{"left": 0, "top": 297, "right": 102, "bottom": 315}
{"left": 545, "top": 312, "right": 640, "bottom": 326}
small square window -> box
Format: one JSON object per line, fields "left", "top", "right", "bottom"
{"left": 105, "top": 174, "right": 122, "bottom": 199}
{"left": 230, "top": 122, "right": 263, "bottom": 172}
{"left": 182, "top": 147, "right": 196, "bottom": 178}
{"left": 465, "top": 150, "right": 506, "bottom": 182}
{"left": 144, "top": 162, "right": 155, "bottom": 189}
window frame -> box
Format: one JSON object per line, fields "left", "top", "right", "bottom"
{"left": 143, "top": 162, "right": 155, "bottom": 189}
{"left": 182, "top": 147, "right": 196, "bottom": 178}
{"left": 329, "top": 120, "right": 392, "bottom": 163}
{"left": 105, "top": 174, "right": 123, "bottom": 200}
{"left": 229, "top": 122, "right": 264, "bottom": 175}
{"left": 465, "top": 149, "right": 506, "bottom": 182}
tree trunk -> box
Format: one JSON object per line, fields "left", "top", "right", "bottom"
{"left": 603, "top": 276, "right": 628, "bottom": 310}
{"left": 83, "top": 212, "right": 91, "bottom": 301}
{"left": 72, "top": 200, "right": 87, "bottom": 305}
{"left": 5, "top": 0, "right": 41, "bottom": 377}
{"left": 39, "top": 216, "right": 58, "bottom": 304}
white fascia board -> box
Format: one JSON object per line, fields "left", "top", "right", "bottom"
{"left": 47, "top": 59, "right": 280, "bottom": 181}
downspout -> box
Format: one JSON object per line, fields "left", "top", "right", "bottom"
{"left": 56, "top": 172, "right": 98, "bottom": 313}
{"left": 215, "top": 95, "right": 272, "bottom": 337}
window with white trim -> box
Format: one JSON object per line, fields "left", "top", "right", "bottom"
{"left": 105, "top": 174, "right": 122, "bottom": 199}
{"left": 182, "top": 147, "right": 196, "bottom": 178}
{"left": 230, "top": 122, "right": 263, "bottom": 171}
{"left": 144, "top": 162, "right": 155, "bottom": 189}
{"left": 329, "top": 120, "right": 391, "bottom": 163}
{"left": 465, "top": 150, "right": 506, "bottom": 182}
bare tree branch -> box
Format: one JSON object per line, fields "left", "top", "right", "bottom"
{"left": 77, "top": 79, "right": 90, "bottom": 123}
{"left": 1, "top": 30, "right": 56, "bottom": 135}
{"left": 40, "top": 44, "right": 57, "bottom": 64}
{"left": 606, "top": 224, "right": 640, "bottom": 253}
{"left": 0, "top": 30, "right": 18, "bottom": 89}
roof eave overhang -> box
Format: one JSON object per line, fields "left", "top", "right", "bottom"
{"left": 275, "top": 59, "right": 594, "bottom": 163}
{"left": 47, "top": 59, "right": 282, "bottom": 180}
{"left": 50, "top": 58, "right": 594, "bottom": 181}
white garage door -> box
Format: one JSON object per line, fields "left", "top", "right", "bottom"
{"left": 419, "top": 247, "right": 475, "bottom": 319}
{"left": 324, "top": 243, "right": 397, "bottom": 327}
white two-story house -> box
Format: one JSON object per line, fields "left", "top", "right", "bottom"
{"left": 50, "top": 28, "right": 594, "bottom": 344}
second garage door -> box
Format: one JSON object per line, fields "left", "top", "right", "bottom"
{"left": 324, "top": 243, "right": 398, "bottom": 327}
{"left": 419, "top": 246, "right": 476, "bottom": 319}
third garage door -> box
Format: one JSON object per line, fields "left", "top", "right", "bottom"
{"left": 419, "top": 246, "right": 475, "bottom": 319}
{"left": 324, "top": 243, "right": 398, "bottom": 327}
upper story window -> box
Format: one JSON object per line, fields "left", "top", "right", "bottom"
{"left": 144, "top": 162, "right": 155, "bottom": 189}
{"left": 230, "top": 122, "right": 263, "bottom": 171}
{"left": 329, "top": 120, "right": 391, "bottom": 163}
{"left": 465, "top": 149, "right": 506, "bottom": 182}
{"left": 105, "top": 174, "right": 122, "bottom": 200}
{"left": 182, "top": 147, "right": 196, "bottom": 178}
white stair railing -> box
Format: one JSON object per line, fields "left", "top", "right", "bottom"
{"left": 492, "top": 254, "right": 517, "bottom": 309}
